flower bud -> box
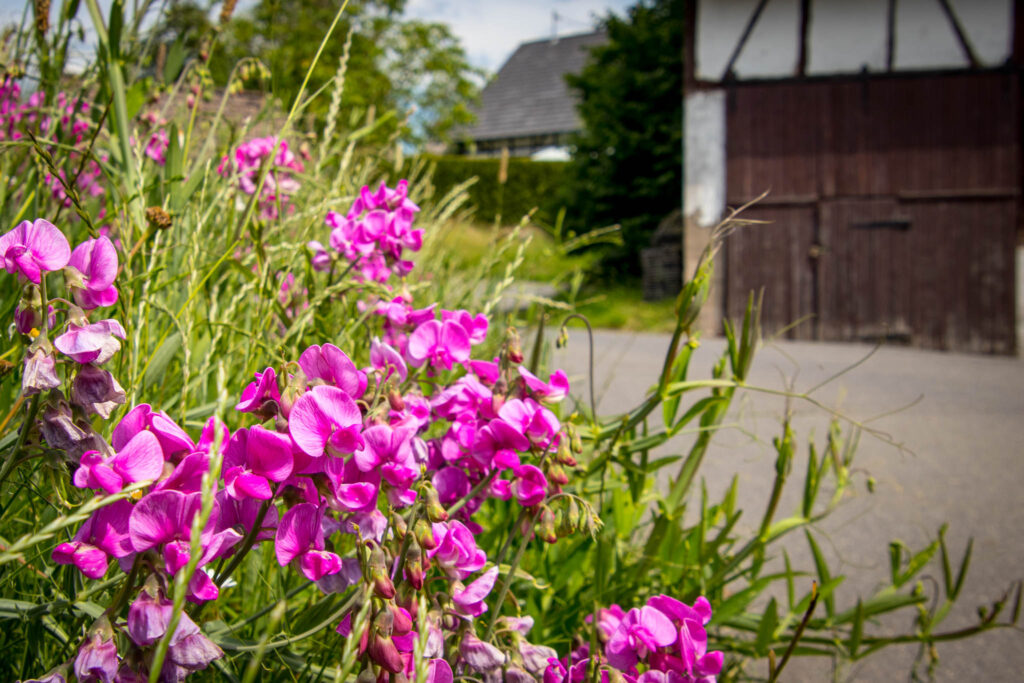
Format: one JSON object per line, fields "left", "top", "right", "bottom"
{"left": 387, "top": 387, "right": 405, "bottom": 412}
{"left": 567, "top": 424, "right": 583, "bottom": 454}
{"left": 403, "top": 543, "right": 424, "bottom": 590}
{"left": 368, "top": 542, "right": 396, "bottom": 600}
{"left": 556, "top": 438, "right": 577, "bottom": 467}
{"left": 368, "top": 632, "right": 404, "bottom": 674}
{"left": 545, "top": 463, "right": 568, "bottom": 487}
{"left": 389, "top": 604, "right": 413, "bottom": 636}
{"left": 396, "top": 583, "right": 418, "bottom": 618}
{"left": 422, "top": 483, "right": 448, "bottom": 523}
{"left": 506, "top": 329, "right": 524, "bottom": 365}
{"left": 356, "top": 668, "right": 377, "bottom": 683}
{"left": 536, "top": 506, "right": 557, "bottom": 544}
{"left": 414, "top": 519, "right": 437, "bottom": 550}
{"left": 392, "top": 513, "right": 408, "bottom": 540}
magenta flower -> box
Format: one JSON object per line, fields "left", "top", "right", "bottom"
{"left": 407, "top": 320, "right": 470, "bottom": 370}
{"left": 129, "top": 490, "right": 242, "bottom": 601}
{"left": 68, "top": 236, "right": 118, "bottom": 309}
{"left": 605, "top": 606, "right": 678, "bottom": 672}
{"left": 370, "top": 338, "right": 407, "bottom": 382}
{"left": 453, "top": 565, "right": 499, "bottom": 618}
{"left": 429, "top": 520, "right": 486, "bottom": 579}
{"left": 442, "top": 309, "right": 489, "bottom": 345}
{"left": 112, "top": 404, "right": 195, "bottom": 461}
{"left": 275, "top": 502, "right": 343, "bottom": 581}
{"left": 288, "top": 385, "right": 364, "bottom": 458}
{"left": 323, "top": 456, "right": 380, "bottom": 512}
{"left": 0, "top": 218, "right": 70, "bottom": 283}
{"left": 223, "top": 425, "right": 294, "bottom": 500}
{"left": 499, "top": 398, "right": 561, "bottom": 445}
{"left": 73, "top": 431, "right": 164, "bottom": 494}
{"left": 519, "top": 367, "right": 570, "bottom": 403}
{"left": 235, "top": 367, "right": 282, "bottom": 416}
{"left": 459, "top": 632, "right": 506, "bottom": 672}
{"left": 54, "top": 320, "right": 126, "bottom": 365}
{"left": 298, "top": 343, "right": 367, "bottom": 398}
{"left": 510, "top": 464, "right": 548, "bottom": 507}
{"left": 52, "top": 499, "right": 134, "bottom": 579}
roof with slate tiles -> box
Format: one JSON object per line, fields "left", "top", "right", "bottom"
{"left": 460, "top": 31, "right": 607, "bottom": 143}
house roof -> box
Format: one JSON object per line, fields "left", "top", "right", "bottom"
{"left": 461, "top": 31, "right": 607, "bottom": 143}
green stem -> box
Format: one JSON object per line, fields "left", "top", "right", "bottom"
{"left": 0, "top": 394, "right": 41, "bottom": 493}
{"left": 485, "top": 513, "right": 536, "bottom": 640}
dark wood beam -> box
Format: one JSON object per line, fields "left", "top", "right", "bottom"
{"left": 935, "top": 0, "right": 980, "bottom": 68}
{"left": 721, "top": 0, "right": 771, "bottom": 81}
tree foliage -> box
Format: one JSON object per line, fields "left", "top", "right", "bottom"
{"left": 151, "top": 0, "right": 480, "bottom": 143}
{"left": 564, "top": 0, "right": 683, "bottom": 274}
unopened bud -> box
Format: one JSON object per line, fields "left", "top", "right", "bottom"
{"left": 389, "top": 604, "right": 413, "bottom": 636}
{"left": 403, "top": 543, "right": 423, "bottom": 590}
{"left": 507, "top": 329, "right": 524, "bottom": 365}
{"left": 414, "top": 519, "right": 437, "bottom": 550}
{"left": 392, "top": 513, "right": 408, "bottom": 540}
{"left": 568, "top": 423, "right": 583, "bottom": 454}
{"left": 387, "top": 387, "right": 405, "bottom": 412}
{"left": 396, "top": 584, "right": 418, "bottom": 618}
{"left": 537, "top": 506, "right": 557, "bottom": 544}
{"left": 367, "top": 542, "right": 395, "bottom": 599}
{"left": 368, "top": 633, "right": 404, "bottom": 674}
{"left": 556, "top": 438, "right": 577, "bottom": 467}
{"left": 422, "top": 483, "right": 448, "bottom": 522}
{"left": 546, "top": 462, "right": 568, "bottom": 486}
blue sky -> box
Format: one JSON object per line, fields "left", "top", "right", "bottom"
{"left": 0, "top": 0, "right": 634, "bottom": 73}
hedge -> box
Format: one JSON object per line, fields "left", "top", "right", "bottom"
{"left": 419, "top": 154, "right": 568, "bottom": 225}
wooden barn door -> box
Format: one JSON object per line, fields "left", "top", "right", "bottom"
{"left": 723, "top": 73, "right": 1018, "bottom": 353}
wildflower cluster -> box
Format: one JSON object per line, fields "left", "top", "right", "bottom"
{"left": 5, "top": 176, "right": 720, "bottom": 682}
{"left": 0, "top": 77, "right": 105, "bottom": 208}
{"left": 217, "top": 136, "right": 305, "bottom": 219}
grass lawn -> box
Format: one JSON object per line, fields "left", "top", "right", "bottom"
{"left": 431, "top": 221, "right": 680, "bottom": 333}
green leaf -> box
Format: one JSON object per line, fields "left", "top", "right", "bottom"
{"left": 125, "top": 78, "right": 150, "bottom": 121}
{"left": 143, "top": 332, "right": 183, "bottom": 390}
{"left": 952, "top": 538, "right": 973, "bottom": 600}
{"left": 895, "top": 538, "right": 939, "bottom": 588}
{"left": 764, "top": 515, "right": 809, "bottom": 543}
{"left": 755, "top": 597, "right": 779, "bottom": 655}
{"left": 108, "top": 0, "right": 124, "bottom": 60}
{"left": 805, "top": 531, "right": 835, "bottom": 617}
{"left": 164, "top": 39, "right": 187, "bottom": 84}
{"left": 802, "top": 441, "right": 819, "bottom": 519}
{"left": 848, "top": 599, "right": 864, "bottom": 657}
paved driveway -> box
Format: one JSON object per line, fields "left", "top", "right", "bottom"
{"left": 549, "top": 331, "right": 1024, "bottom": 681}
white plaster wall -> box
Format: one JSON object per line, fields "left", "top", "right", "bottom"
{"left": 684, "top": 91, "right": 726, "bottom": 227}
{"left": 696, "top": 0, "right": 1013, "bottom": 81}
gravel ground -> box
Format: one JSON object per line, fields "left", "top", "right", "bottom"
{"left": 548, "top": 330, "right": 1024, "bottom": 682}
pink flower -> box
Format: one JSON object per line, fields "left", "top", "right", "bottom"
{"left": 144, "top": 129, "right": 169, "bottom": 165}
{"left": 74, "top": 634, "right": 118, "bottom": 683}
{"left": 288, "top": 385, "right": 364, "bottom": 458}
{"left": 72, "top": 431, "right": 164, "bottom": 494}
{"left": 112, "top": 404, "right": 195, "bottom": 461}
{"left": 0, "top": 218, "right": 70, "bottom": 283}
{"left": 68, "top": 236, "right": 119, "bottom": 309}
{"left": 407, "top": 320, "right": 471, "bottom": 371}
{"left": 235, "top": 367, "right": 282, "bottom": 416}
{"left": 370, "top": 338, "right": 407, "bottom": 382}
{"left": 429, "top": 520, "right": 486, "bottom": 579}
{"left": 453, "top": 566, "right": 499, "bottom": 618}
{"left": 54, "top": 319, "right": 126, "bottom": 365}
{"left": 510, "top": 464, "right": 548, "bottom": 507}
{"left": 605, "top": 606, "right": 678, "bottom": 672}
{"left": 223, "top": 425, "right": 294, "bottom": 500}
{"left": 519, "top": 367, "right": 570, "bottom": 403}
{"left": 52, "top": 499, "right": 134, "bottom": 579}
{"left": 442, "top": 309, "right": 489, "bottom": 345}
{"left": 275, "top": 502, "right": 343, "bottom": 581}
{"left": 298, "top": 343, "right": 367, "bottom": 398}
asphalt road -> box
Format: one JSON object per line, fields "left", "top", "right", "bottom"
{"left": 548, "top": 330, "right": 1024, "bottom": 682}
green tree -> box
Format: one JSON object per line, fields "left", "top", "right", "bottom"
{"left": 564, "top": 0, "right": 683, "bottom": 275}
{"left": 205, "top": 0, "right": 479, "bottom": 143}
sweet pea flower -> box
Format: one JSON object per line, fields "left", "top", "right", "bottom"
{"left": 68, "top": 236, "right": 118, "bottom": 309}
{"left": 127, "top": 590, "right": 223, "bottom": 677}
{"left": 510, "top": 464, "right": 549, "bottom": 507}
{"left": 129, "top": 490, "right": 242, "bottom": 601}
{"left": 605, "top": 606, "right": 678, "bottom": 672}
{"left": 113, "top": 404, "right": 195, "bottom": 461}
{"left": 223, "top": 425, "right": 294, "bottom": 500}
{"left": 453, "top": 565, "right": 499, "bottom": 618}
{"left": 429, "top": 520, "right": 486, "bottom": 578}
{"left": 70, "top": 364, "right": 126, "bottom": 418}
{"left": 298, "top": 343, "right": 367, "bottom": 398}
{"left": 289, "top": 385, "right": 365, "bottom": 457}
{"left": 74, "top": 634, "right": 118, "bottom": 683}
{"left": 275, "top": 502, "right": 343, "bottom": 581}
{"left": 459, "top": 632, "right": 506, "bottom": 673}
{"left": 235, "top": 367, "right": 282, "bottom": 416}
{"left": 22, "top": 349, "right": 61, "bottom": 396}
{"left": 407, "top": 320, "right": 470, "bottom": 370}
{"left": 73, "top": 430, "right": 164, "bottom": 494}
{"left": 519, "top": 367, "right": 570, "bottom": 403}
{"left": 54, "top": 319, "right": 126, "bottom": 365}
{"left": 52, "top": 499, "right": 134, "bottom": 579}
{"left": 0, "top": 218, "right": 70, "bottom": 283}
{"left": 442, "top": 309, "right": 489, "bottom": 345}
{"left": 370, "top": 337, "right": 407, "bottom": 382}
{"left": 499, "top": 398, "right": 561, "bottom": 446}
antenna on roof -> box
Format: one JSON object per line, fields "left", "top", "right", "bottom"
{"left": 552, "top": 10, "right": 559, "bottom": 42}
